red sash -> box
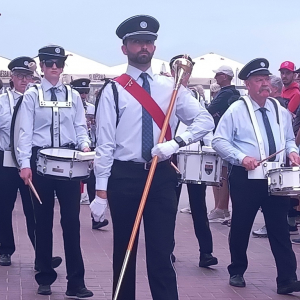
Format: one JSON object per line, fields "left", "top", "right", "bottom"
{"left": 114, "top": 73, "right": 172, "bottom": 141}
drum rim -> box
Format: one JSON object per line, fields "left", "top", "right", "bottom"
{"left": 179, "top": 179, "right": 221, "bottom": 186}
{"left": 36, "top": 170, "right": 90, "bottom": 181}
{"left": 38, "top": 148, "right": 79, "bottom": 161}
{"left": 178, "top": 150, "right": 218, "bottom": 156}
{"left": 267, "top": 166, "right": 300, "bottom": 174}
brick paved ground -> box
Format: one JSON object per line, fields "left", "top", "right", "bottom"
{"left": 1, "top": 186, "right": 300, "bottom": 300}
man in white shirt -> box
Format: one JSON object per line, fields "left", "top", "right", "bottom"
{"left": 91, "top": 15, "right": 214, "bottom": 300}
{"left": 18, "top": 45, "right": 93, "bottom": 298}
{"left": 0, "top": 57, "right": 62, "bottom": 271}
{"left": 212, "top": 58, "right": 300, "bottom": 294}
{"left": 70, "top": 78, "right": 109, "bottom": 229}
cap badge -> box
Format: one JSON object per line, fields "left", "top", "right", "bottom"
{"left": 55, "top": 48, "right": 61, "bottom": 54}
{"left": 82, "top": 82, "right": 86, "bottom": 86}
{"left": 260, "top": 62, "right": 266, "bottom": 67}
{"left": 140, "top": 21, "right": 147, "bottom": 29}
{"left": 284, "top": 62, "right": 289, "bottom": 66}
{"left": 24, "top": 61, "right": 29, "bottom": 66}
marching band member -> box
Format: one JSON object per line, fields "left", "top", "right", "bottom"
{"left": 0, "top": 57, "right": 62, "bottom": 271}
{"left": 169, "top": 54, "right": 218, "bottom": 268}
{"left": 91, "top": 15, "right": 214, "bottom": 300}
{"left": 70, "top": 78, "right": 108, "bottom": 229}
{"left": 212, "top": 58, "right": 300, "bottom": 294}
{"left": 17, "top": 45, "right": 93, "bottom": 298}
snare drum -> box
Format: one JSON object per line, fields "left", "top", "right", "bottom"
{"left": 177, "top": 148, "right": 222, "bottom": 186}
{"left": 267, "top": 166, "right": 300, "bottom": 196}
{"left": 36, "top": 148, "right": 94, "bottom": 181}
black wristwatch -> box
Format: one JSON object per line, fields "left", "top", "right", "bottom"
{"left": 174, "top": 136, "right": 186, "bottom": 147}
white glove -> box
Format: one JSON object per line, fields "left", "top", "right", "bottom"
{"left": 151, "top": 139, "right": 179, "bottom": 160}
{"left": 89, "top": 195, "right": 108, "bottom": 222}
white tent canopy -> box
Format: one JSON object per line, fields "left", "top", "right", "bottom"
{"left": 0, "top": 55, "right": 12, "bottom": 85}
{"left": 190, "top": 52, "right": 245, "bottom": 86}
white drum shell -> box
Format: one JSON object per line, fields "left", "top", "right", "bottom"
{"left": 177, "top": 150, "right": 222, "bottom": 186}
{"left": 267, "top": 167, "right": 300, "bottom": 196}
{"left": 36, "top": 148, "right": 92, "bottom": 181}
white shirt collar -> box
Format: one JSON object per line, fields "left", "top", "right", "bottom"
{"left": 41, "top": 77, "right": 64, "bottom": 92}
{"left": 249, "top": 95, "right": 271, "bottom": 112}
{"left": 126, "top": 64, "right": 154, "bottom": 81}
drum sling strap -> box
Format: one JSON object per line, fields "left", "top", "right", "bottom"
{"left": 35, "top": 84, "right": 72, "bottom": 147}
{"left": 114, "top": 73, "right": 172, "bottom": 141}
{"left": 241, "top": 96, "right": 285, "bottom": 179}
{"left": 4, "top": 88, "right": 23, "bottom": 168}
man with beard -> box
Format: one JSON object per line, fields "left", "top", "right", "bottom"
{"left": 213, "top": 58, "right": 300, "bottom": 294}
{"left": 279, "top": 61, "right": 300, "bottom": 114}
{"left": 91, "top": 15, "right": 214, "bottom": 300}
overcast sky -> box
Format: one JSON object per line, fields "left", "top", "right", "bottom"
{"left": 1, "top": 0, "right": 300, "bottom": 74}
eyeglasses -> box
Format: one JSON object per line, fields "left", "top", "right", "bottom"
{"left": 14, "top": 73, "right": 33, "bottom": 80}
{"left": 43, "top": 59, "right": 65, "bottom": 68}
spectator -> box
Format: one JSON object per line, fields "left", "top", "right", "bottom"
{"left": 279, "top": 61, "right": 300, "bottom": 114}
{"left": 207, "top": 66, "right": 240, "bottom": 222}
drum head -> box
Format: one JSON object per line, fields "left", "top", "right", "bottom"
{"left": 10, "top": 97, "right": 23, "bottom": 168}
{"left": 40, "top": 148, "right": 76, "bottom": 159}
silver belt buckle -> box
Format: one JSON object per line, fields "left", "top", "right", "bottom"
{"left": 144, "top": 162, "right": 151, "bottom": 170}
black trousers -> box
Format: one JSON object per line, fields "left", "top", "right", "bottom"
{"left": 0, "top": 150, "right": 35, "bottom": 255}
{"left": 82, "top": 169, "right": 95, "bottom": 203}
{"left": 176, "top": 183, "right": 213, "bottom": 255}
{"left": 30, "top": 148, "right": 85, "bottom": 289}
{"left": 107, "top": 160, "right": 179, "bottom": 300}
{"left": 228, "top": 165, "right": 297, "bottom": 286}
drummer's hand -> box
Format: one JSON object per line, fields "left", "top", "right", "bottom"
{"left": 20, "top": 168, "right": 32, "bottom": 185}
{"left": 151, "top": 140, "right": 179, "bottom": 160}
{"left": 82, "top": 147, "right": 91, "bottom": 152}
{"left": 289, "top": 152, "right": 300, "bottom": 166}
{"left": 90, "top": 194, "right": 108, "bottom": 222}
{"left": 242, "top": 156, "right": 259, "bottom": 171}
{"left": 96, "top": 190, "right": 107, "bottom": 199}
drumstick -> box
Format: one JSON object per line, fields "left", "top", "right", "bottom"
{"left": 258, "top": 148, "right": 285, "bottom": 164}
{"left": 171, "top": 162, "right": 180, "bottom": 173}
{"left": 28, "top": 179, "right": 42, "bottom": 204}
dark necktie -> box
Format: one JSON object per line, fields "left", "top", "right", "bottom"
{"left": 140, "top": 73, "right": 154, "bottom": 162}
{"left": 259, "top": 107, "right": 276, "bottom": 161}
{"left": 50, "top": 87, "right": 57, "bottom": 101}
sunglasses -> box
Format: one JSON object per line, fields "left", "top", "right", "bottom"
{"left": 43, "top": 59, "right": 65, "bottom": 68}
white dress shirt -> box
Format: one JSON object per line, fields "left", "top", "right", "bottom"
{"left": 0, "top": 89, "right": 23, "bottom": 151}
{"left": 212, "top": 97, "right": 298, "bottom": 166}
{"left": 17, "top": 78, "right": 90, "bottom": 169}
{"left": 94, "top": 65, "right": 215, "bottom": 190}
{"left": 85, "top": 102, "right": 95, "bottom": 115}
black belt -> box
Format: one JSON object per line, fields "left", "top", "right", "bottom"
{"left": 114, "top": 159, "right": 171, "bottom": 171}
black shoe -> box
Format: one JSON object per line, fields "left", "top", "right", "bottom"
{"left": 277, "top": 280, "right": 300, "bottom": 294}
{"left": 199, "top": 253, "right": 218, "bottom": 268}
{"left": 37, "top": 284, "right": 52, "bottom": 295}
{"left": 0, "top": 254, "right": 11, "bottom": 266}
{"left": 171, "top": 253, "right": 176, "bottom": 263}
{"left": 92, "top": 219, "right": 109, "bottom": 230}
{"left": 229, "top": 274, "right": 246, "bottom": 287}
{"left": 51, "top": 256, "right": 62, "bottom": 269}
{"left": 34, "top": 256, "right": 62, "bottom": 272}
{"left": 65, "top": 287, "right": 93, "bottom": 299}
